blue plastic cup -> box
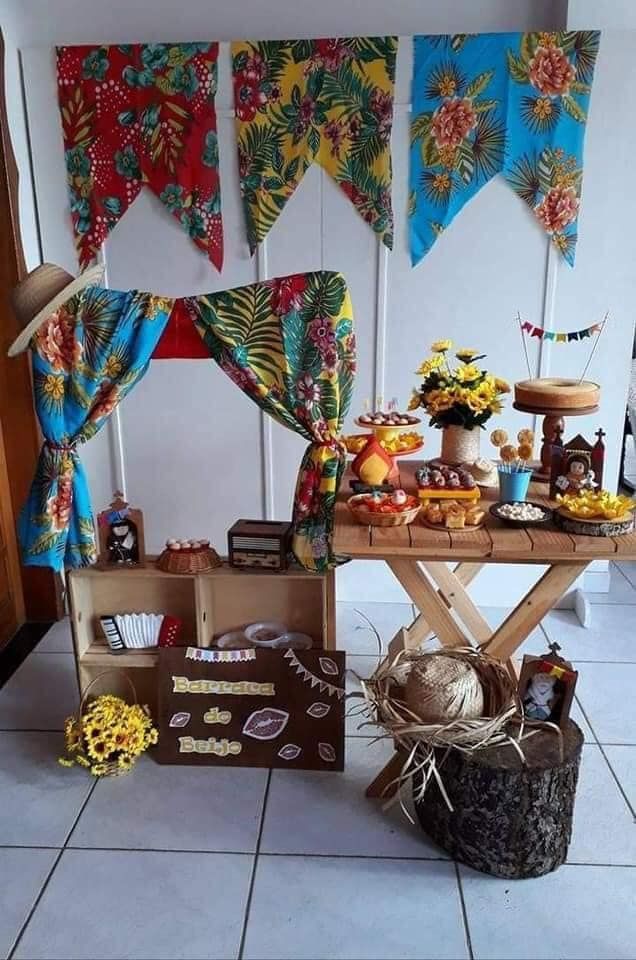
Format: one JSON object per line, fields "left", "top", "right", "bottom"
{"left": 498, "top": 467, "right": 532, "bottom": 502}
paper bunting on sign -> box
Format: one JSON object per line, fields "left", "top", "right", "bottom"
{"left": 186, "top": 646, "right": 256, "bottom": 663}
{"left": 232, "top": 36, "right": 397, "bottom": 252}
{"left": 284, "top": 649, "right": 345, "bottom": 699}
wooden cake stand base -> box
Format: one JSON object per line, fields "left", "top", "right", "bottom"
{"left": 513, "top": 401, "right": 599, "bottom": 483}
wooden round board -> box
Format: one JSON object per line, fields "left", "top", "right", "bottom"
{"left": 553, "top": 506, "right": 635, "bottom": 537}
{"left": 513, "top": 401, "right": 599, "bottom": 417}
{"left": 421, "top": 517, "right": 486, "bottom": 533}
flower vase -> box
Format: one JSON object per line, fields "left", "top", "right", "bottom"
{"left": 440, "top": 425, "right": 481, "bottom": 466}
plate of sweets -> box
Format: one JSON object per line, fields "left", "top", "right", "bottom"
{"left": 415, "top": 462, "right": 481, "bottom": 502}
{"left": 554, "top": 490, "right": 636, "bottom": 536}
{"left": 344, "top": 431, "right": 424, "bottom": 456}
{"left": 489, "top": 501, "right": 552, "bottom": 528}
{"left": 422, "top": 499, "right": 486, "bottom": 531}
{"left": 348, "top": 489, "right": 421, "bottom": 527}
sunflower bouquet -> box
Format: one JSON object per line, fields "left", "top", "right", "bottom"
{"left": 60, "top": 691, "right": 158, "bottom": 777}
{"left": 409, "top": 341, "right": 510, "bottom": 429}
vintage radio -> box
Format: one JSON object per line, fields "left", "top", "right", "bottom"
{"left": 227, "top": 519, "right": 293, "bottom": 571}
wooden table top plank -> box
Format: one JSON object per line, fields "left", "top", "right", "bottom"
{"left": 335, "top": 460, "right": 636, "bottom": 562}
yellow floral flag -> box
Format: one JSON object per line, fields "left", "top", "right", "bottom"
{"left": 232, "top": 37, "right": 397, "bottom": 251}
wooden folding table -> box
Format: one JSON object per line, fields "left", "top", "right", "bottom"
{"left": 334, "top": 461, "right": 636, "bottom": 796}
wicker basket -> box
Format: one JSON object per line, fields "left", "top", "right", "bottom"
{"left": 348, "top": 494, "right": 421, "bottom": 527}
{"left": 157, "top": 546, "right": 222, "bottom": 574}
{"left": 76, "top": 672, "right": 139, "bottom": 777}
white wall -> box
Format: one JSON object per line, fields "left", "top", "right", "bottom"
{"left": 3, "top": 0, "right": 636, "bottom": 607}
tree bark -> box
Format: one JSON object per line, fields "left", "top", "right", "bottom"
{"left": 413, "top": 721, "right": 584, "bottom": 878}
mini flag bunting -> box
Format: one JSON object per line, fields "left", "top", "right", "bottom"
{"left": 518, "top": 318, "right": 605, "bottom": 342}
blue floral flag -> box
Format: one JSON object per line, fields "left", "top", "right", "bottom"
{"left": 409, "top": 31, "right": 600, "bottom": 266}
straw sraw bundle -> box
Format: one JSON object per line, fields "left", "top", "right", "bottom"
{"left": 360, "top": 647, "right": 520, "bottom": 814}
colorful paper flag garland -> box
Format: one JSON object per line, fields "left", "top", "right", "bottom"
{"left": 519, "top": 319, "right": 604, "bottom": 342}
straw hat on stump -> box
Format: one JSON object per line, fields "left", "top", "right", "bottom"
{"left": 8, "top": 263, "right": 104, "bottom": 357}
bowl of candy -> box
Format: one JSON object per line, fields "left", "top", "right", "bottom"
{"left": 348, "top": 489, "right": 421, "bottom": 527}
{"left": 489, "top": 501, "right": 552, "bottom": 528}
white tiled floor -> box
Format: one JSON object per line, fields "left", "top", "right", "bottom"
{"left": 1, "top": 571, "right": 635, "bottom": 960}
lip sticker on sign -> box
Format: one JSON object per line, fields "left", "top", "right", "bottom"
{"left": 318, "top": 742, "right": 337, "bottom": 763}
{"left": 307, "top": 702, "right": 330, "bottom": 719}
{"left": 319, "top": 657, "right": 339, "bottom": 677}
{"left": 278, "top": 743, "right": 302, "bottom": 760}
{"left": 169, "top": 711, "right": 191, "bottom": 728}
{"left": 242, "top": 708, "right": 289, "bottom": 741}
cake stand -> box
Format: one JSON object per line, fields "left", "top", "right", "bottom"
{"left": 350, "top": 416, "right": 423, "bottom": 487}
{"left": 513, "top": 400, "right": 599, "bottom": 482}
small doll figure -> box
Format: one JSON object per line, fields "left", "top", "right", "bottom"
{"left": 555, "top": 453, "right": 597, "bottom": 495}
{"left": 523, "top": 672, "right": 559, "bottom": 721}
{"left": 106, "top": 518, "right": 139, "bottom": 564}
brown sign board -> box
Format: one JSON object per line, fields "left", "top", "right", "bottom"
{"left": 155, "top": 646, "right": 346, "bottom": 771}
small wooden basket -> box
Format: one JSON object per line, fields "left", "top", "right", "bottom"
{"left": 157, "top": 546, "right": 222, "bottom": 574}
{"left": 347, "top": 494, "right": 421, "bottom": 527}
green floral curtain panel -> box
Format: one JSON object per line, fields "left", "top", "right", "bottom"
{"left": 186, "top": 271, "right": 356, "bottom": 571}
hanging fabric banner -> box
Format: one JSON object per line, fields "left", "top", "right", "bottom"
{"left": 519, "top": 317, "right": 603, "bottom": 341}
{"left": 20, "top": 287, "right": 171, "bottom": 570}
{"left": 56, "top": 43, "right": 223, "bottom": 270}
{"left": 231, "top": 37, "right": 397, "bottom": 252}
{"left": 186, "top": 271, "right": 355, "bottom": 571}
{"left": 410, "top": 31, "right": 600, "bottom": 267}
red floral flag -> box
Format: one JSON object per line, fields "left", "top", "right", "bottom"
{"left": 56, "top": 43, "right": 223, "bottom": 270}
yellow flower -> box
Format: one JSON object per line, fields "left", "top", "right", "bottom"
{"left": 43, "top": 374, "right": 65, "bottom": 402}
{"left": 532, "top": 97, "right": 553, "bottom": 121}
{"left": 454, "top": 364, "right": 481, "bottom": 384}
{"left": 408, "top": 390, "right": 421, "bottom": 411}
{"left": 104, "top": 355, "right": 123, "bottom": 379}
{"left": 438, "top": 145, "right": 456, "bottom": 168}
{"left": 438, "top": 75, "right": 456, "bottom": 97}
{"left": 455, "top": 348, "right": 477, "bottom": 361}
{"left": 431, "top": 339, "right": 453, "bottom": 353}
{"left": 415, "top": 355, "right": 443, "bottom": 377}
{"left": 425, "top": 388, "right": 454, "bottom": 413}
{"left": 494, "top": 377, "right": 511, "bottom": 394}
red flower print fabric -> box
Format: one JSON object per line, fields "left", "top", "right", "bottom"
{"left": 56, "top": 43, "right": 223, "bottom": 270}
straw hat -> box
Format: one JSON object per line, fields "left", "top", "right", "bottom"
{"left": 462, "top": 457, "right": 499, "bottom": 488}
{"left": 8, "top": 263, "right": 104, "bottom": 357}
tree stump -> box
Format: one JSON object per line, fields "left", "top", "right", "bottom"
{"left": 413, "top": 721, "right": 584, "bottom": 878}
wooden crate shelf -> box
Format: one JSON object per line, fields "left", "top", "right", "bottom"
{"left": 67, "top": 560, "right": 334, "bottom": 717}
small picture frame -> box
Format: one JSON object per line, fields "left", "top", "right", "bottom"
{"left": 517, "top": 649, "right": 578, "bottom": 730}
{"left": 97, "top": 492, "right": 145, "bottom": 566}
{"left": 550, "top": 431, "right": 605, "bottom": 500}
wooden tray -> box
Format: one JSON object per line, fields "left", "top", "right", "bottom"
{"left": 553, "top": 507, "right": 634, "bottom": 537}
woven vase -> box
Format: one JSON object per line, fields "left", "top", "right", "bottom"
{"left": 440, "top": 424, "right": 481, "bottom": 466}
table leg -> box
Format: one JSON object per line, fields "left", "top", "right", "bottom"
{"left": 387, "top": 560, "right": 467, "bottom": 649}
{"left": 424, "top": 562, "right": 493, "bottom": 645}
{"left": 484, "top": 562, "right": 588, "bottom": 661}
{"left": 400, "top": 562, "right": 484, "bottom": 653}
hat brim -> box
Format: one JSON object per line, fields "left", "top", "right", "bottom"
{"left": 7, "top": 264, "right": 105, "bottom": 357}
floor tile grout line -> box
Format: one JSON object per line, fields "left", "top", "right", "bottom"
{"left": 575, "top": 699, "right": 636, "bottom": 820}
{"left": 454, "top": 862, "right": 475, "bottom": 960}
{"left": 237, "top": 768, "right": 272, "bottom": 960}
{"left": 7, "top": 778, "right": 98, "bottom": 960}
{"left": 7, "top": 848, "right": 64, "bottom": 960}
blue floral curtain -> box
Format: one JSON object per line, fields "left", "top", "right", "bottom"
{"left": 20, "top": 286, "right": 172, "bottom": 570}
{"left": 410, "top": 31, "right": 600, "bottom": 266}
